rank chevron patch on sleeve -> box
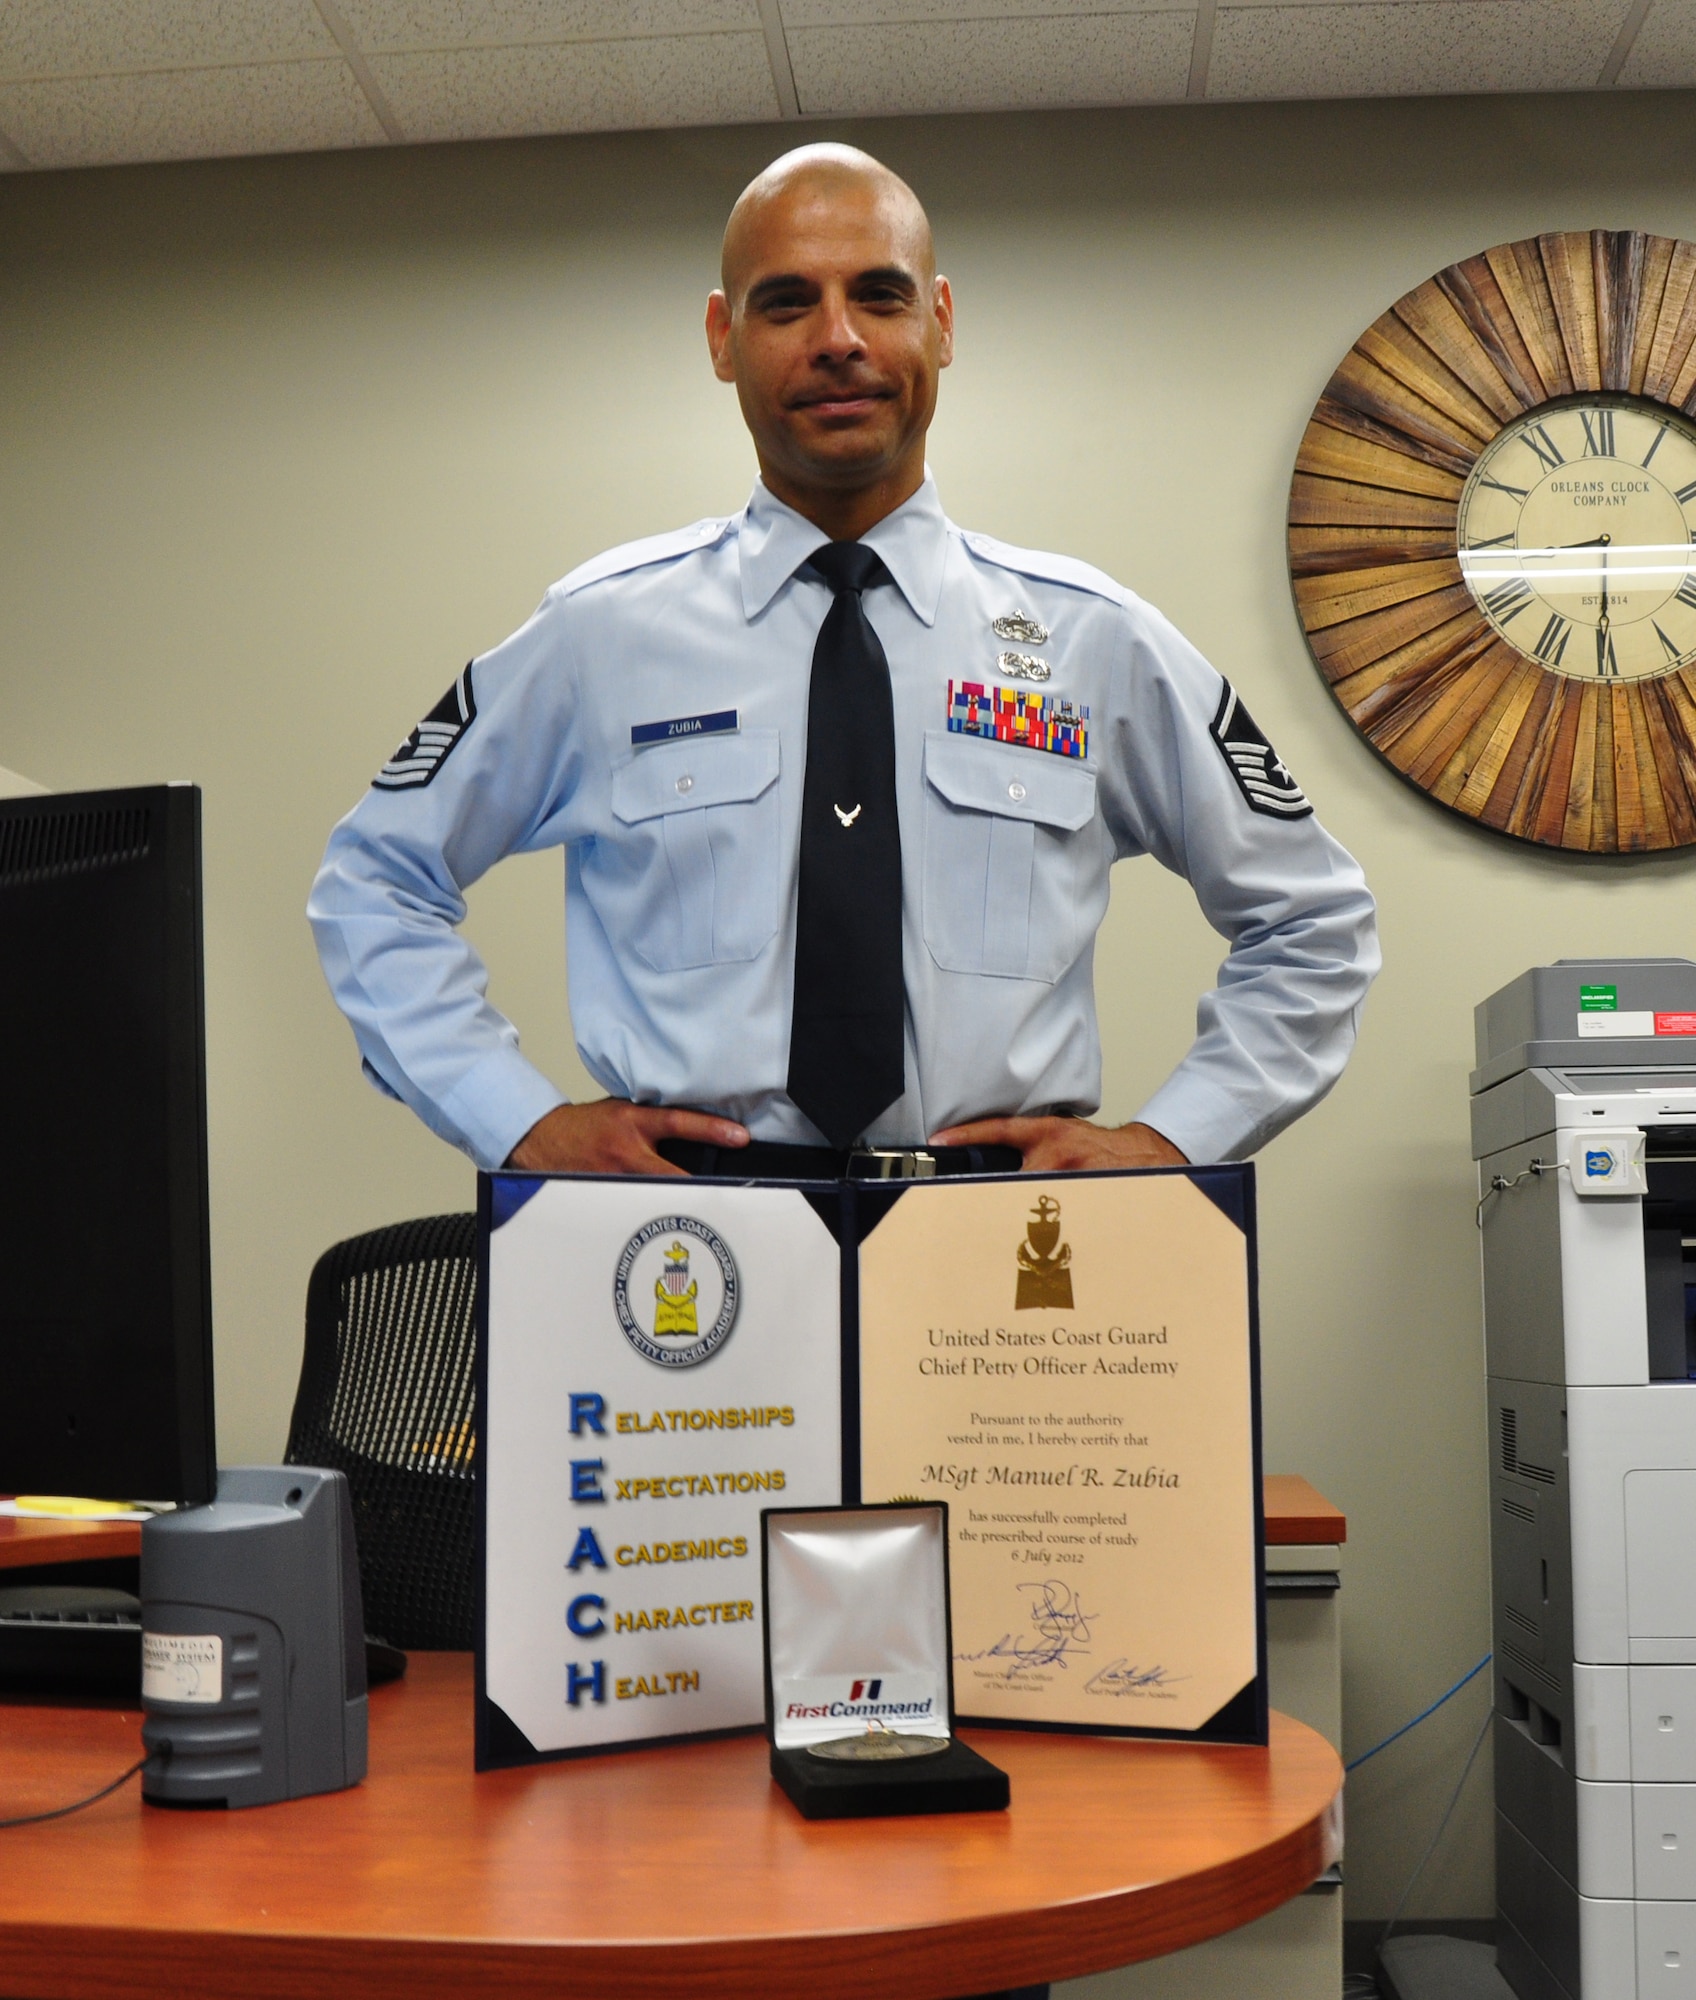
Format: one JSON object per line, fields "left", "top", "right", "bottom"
{"left": 1209, "top": 683, "right": 1313, "bottom": 820}
{"left": 372, "top": 664, "right": 477, "bottom": 791}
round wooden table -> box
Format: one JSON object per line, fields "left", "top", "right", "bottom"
{"left": 0, "top": 1652, "right": 1341, "bottom": 2000}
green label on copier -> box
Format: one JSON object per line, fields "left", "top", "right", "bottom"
{"left": 1579, "top": 984, "right": 1618, "bottom": 1011}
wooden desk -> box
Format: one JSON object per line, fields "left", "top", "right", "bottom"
{"left": 0, "top": 1476, "right": 1335, "bottom": 1570}
{"left": 0, "top": 1515, "right": 141, "bottom": 1570}
{"left": 0, "top": 1653, "right": 1341, "bottom": 2000}
{"left": 1261, "top": 1476, "right": 1346, "bottom": 1548}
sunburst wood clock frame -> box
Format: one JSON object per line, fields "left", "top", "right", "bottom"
{"left": 1289, "top": 231, "right": 1696, "bottom": 853}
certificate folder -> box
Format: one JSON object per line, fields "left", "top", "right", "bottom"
{"left": 475, "top": 1171, "right": 848, "bottom": 1770}
{"left": 851, "top": 1167, "right": 1265, "bottom": 1748}
{"left": 477, "top": 1164, "right": 1264, "bottom": 1772}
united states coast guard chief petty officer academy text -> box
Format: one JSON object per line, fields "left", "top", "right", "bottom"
{"left": 309, "top": 145, "right": 1380, "bottom": 1180}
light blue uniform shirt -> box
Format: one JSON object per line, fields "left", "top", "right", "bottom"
{"left": 309, "top": 475, "right": 1379, "bottom": 1170}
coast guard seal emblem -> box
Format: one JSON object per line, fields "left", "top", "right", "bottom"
{"left": 613, "top": 1216, "right": 739, "bottom": 1367}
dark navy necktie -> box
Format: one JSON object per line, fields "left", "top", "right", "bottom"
{"left": 786, "top": 541, "right": 906, "bottom": 1149}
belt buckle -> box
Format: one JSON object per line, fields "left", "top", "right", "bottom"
{"left": 849, "top": 1148, "right": 938, "bottom": 1181}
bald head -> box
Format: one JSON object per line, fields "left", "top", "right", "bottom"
{"left": 705, "top": 144, "right": 952, "bottom": 541}
{"left": 720, "top": 144, "right": 935, "bottom": 306}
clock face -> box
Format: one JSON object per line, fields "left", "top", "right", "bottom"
{"left": 1288, "top": 229, "right": 1696, "bottom": 853}
{"left": 1457, "top": 397, "right": 1696, "bottom": 683}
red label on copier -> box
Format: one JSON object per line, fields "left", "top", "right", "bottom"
{"left": 1655, "top": 1013, "right": 1696, "bottom": 1035}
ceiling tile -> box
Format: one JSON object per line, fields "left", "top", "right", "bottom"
{"left": 338, "top": 0, "right": 760, "bottom": 50}
{"left": 0, "top": 1, "right": 334, "bottom": 80}
{"left": 1209, "top": 0, "right": 1624, "bottom": 97}
{"left": 0, "top": 58, "right": 385, "bottom": 168}
{"left": 788, "top": 10, "right": 1195, "bottom": 115}
{"left": 783, "top": 0, "right": 1179, "bottom": 21}
{"left": 1619, "top": 0, "right": 1696, "bottom": 86}
{"left": 367, "top": 33, "right": 780, "bottom": 142}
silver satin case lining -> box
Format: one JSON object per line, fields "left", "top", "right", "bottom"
{"left": 766, "top": 1507, "right": 950, "bottom": 1750}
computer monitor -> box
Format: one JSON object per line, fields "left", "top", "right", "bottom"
{"left": 0, "top": 783, "right": 216, "bottom": 1504}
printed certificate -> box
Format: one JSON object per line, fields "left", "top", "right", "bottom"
{"left": 479, "top": 1175, "right": 843, "bottom": 1765}
{"left": 856, "top": 1169, "right": 1263, "bottom": 1740}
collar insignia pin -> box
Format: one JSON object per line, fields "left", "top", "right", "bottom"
{"left": 993, "top": 611, "right": 1049, "bottom": 645}
{"left": 834, "top": 803, "right": 862, "bottom": 828}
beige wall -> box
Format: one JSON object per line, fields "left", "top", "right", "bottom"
{"left": 4, "top": 90, "right": 1695, "bottom": 1921}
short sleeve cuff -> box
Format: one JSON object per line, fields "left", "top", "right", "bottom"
{"left": 1132, "top": 1072, "right": 1260, "bottom": 1167}
{"left": 441, "top": 1047, "right": 570, "bottom": 1172}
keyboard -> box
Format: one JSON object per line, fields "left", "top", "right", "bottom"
{"left": 0, "top": 1584, "right": 141, "bottom": 1697}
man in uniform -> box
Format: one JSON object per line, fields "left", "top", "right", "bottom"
{"left": 309, "top": 145, "right": 1378, "bottom": 1181}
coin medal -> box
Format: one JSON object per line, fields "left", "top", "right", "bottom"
{"left": 806, "top": 1726, "right": 952, "bottom": 1763}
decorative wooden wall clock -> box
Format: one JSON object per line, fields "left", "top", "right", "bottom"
{"left": 1289, "top": 231, "right": 1696, "bottom": 852}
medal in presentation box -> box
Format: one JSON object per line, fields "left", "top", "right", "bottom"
{"left": 761, "top": 1502, "right": 1009, "bottom": 1819}
{"left": 476, "top": 1163, "right": 1264, "bottom": 1769}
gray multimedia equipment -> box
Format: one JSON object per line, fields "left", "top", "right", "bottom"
{"left": 1474, "top": 960, "right": 1696, "bottom": 2000}
{"left": 140, "top": 1466, "right": 368, "bottom": 1809}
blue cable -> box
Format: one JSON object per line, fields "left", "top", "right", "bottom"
{"left": 1344, "top": 1651, "right": 1492, "bottom": 1774}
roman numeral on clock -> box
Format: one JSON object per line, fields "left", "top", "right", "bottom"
{"left": 1677, "top": 577, "right": 1696, "bottom": 611}
{"left": 1483, "top": 577, "right": 1533, "bottom": 623}
{"left": 1678, "top": 479, "right": 1696, "bottom": 506}
{"left": 1479, "top": 476, "right": 1531, "bottom": 502}
{"left": 1581, "top": 410, "right": 1615, "bottom": 457}
{"left": 1532, "top": 613, "right": 1570, "bottom": 666}
{"left": 1645, "top": 423, "right": 1670, "bottom": 469}
{"left": 1597, "top": 630, "right": 1620, "bottom": 678}
{"left": 1525, "top": 423, "right": 1565, "bottom": 471}
{"left": 1657, "top": 623, "right": 1685, "bottom": 664}
{"left": 1466, "top": 532, "right": 1517, "bottom": 550}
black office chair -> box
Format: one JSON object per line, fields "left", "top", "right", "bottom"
{"left": 285, "top": 1212, "right": 478, "bottom": 1651}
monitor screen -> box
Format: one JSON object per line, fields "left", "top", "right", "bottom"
{"left": 0, "top": 783, "right": 216, "bottom": 1504}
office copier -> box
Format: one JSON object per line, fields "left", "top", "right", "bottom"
{"left": 1475, "top": 960, "right": 1696, "bottom": 2000}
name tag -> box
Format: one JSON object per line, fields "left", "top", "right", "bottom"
{"left": 632, "top": 708, "right": 738, "bottom": 748}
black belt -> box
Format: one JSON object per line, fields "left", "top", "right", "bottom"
{"left": 655, "top": 1139, "right": 1023, "bottom": 1180}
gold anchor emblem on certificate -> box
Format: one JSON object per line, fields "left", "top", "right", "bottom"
{"left": 1015, "top": 1195, "right": 1073, "bottom": 1310}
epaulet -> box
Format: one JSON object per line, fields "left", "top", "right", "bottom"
{"left": 553, "top": 517, "right": 734, "bottom": 598}
{"left": 956, "top": 528, "right": 1131, "bottom": 608}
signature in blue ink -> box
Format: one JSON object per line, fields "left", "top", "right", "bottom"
{"left": 955, "top": 1579, "right": 1097, "bottom": 1678}
{"left": 1085, "top": 1659, "right": 1187, "bottom": 1695}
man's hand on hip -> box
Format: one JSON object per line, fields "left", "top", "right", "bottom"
{"left": 505, "top": 1101, "right": 750, "bottom": 1176}
{"left": 927, "top": 1117, "right": 1190, "bottom": 1173}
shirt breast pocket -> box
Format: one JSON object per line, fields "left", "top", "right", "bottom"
{"left": 594, "top": 732, "right": 782, "bottom": 973}
{"left": 920, "top": 730, "right": 1098, "bottom": 983}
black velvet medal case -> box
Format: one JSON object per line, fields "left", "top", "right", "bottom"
{"left": 760, "top": 1501, "right": 1009, "bottom": 1820}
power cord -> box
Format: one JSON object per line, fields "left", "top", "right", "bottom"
{"left": 0, "top": 1739, "right": 171, "bottom": 1829}
{"left": 1345, "top": 1652, "right": 1491, "bottom": 1772}
{"left": 1378, "top": 1700, "right": 1494, "bottom": 1955}
{"left": 1341, "top": 1657, "right": 1494, "bottom": 1996}
{"left": 1475, "top": 1160, "right": 1559, "bottom": 1227}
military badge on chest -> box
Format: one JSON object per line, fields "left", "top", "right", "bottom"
{"left": 944, "top": 609, "right": 1088, "bottom": 757}
{"left": 992, "top": 610, "right": 1051, "bottom": 684}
